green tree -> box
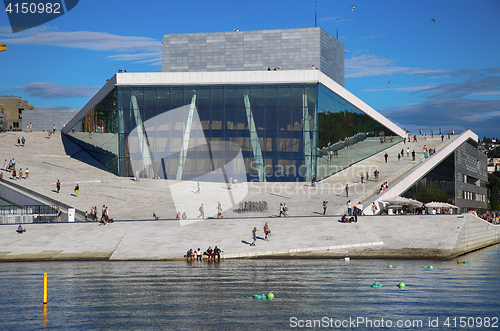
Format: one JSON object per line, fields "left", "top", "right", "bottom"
{"left": 488, "top": 172, "right": 500, "bottom": 210}
{"left": 487, "top": 146, "right": 500, "bottom": 158}
{"left": 403, "top": 182, "right": 453, "bottom": 204}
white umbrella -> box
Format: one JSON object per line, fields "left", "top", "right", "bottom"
{"left": 383, "top": 196, "right": 423, "bottom": 207}
{"left": 425, "top": 201, "right": 456, "bottom": 208}
{"left": 424, "top": 201, "right": 459, "bottom": 214}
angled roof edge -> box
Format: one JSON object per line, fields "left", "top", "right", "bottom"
{"left": 364, "top": 129, "right": 479, "bottom": 214}
{"left": 317, "top": 71, "right": 406, "bottom": 138}
{"left": 61, "top": 76, "right": 117, "bottom": 135}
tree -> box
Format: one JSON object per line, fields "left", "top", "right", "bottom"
{"left": 488, "top": 172, "right": 500, "bottom": 210}
{"left": 487, "top": 146, "right": 500, "bottom": 158}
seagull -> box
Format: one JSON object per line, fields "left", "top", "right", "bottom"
{"left": 431, "top": 19, "right": 436, "bottom": 22}
{"left": 388, "top": 81, "right": 391, "bottom": 84}
{"left": 352, "top": 5, "right": 355, "bottom": 12}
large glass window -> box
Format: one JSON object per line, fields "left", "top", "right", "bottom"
{"left": 66, "top": 82, "right": 402, "bottom": 183}
{"left": 316, "top": 84, "right": 402, "bottom": 180}
{"left": 65, "top": 88, "right": 119, "bottom": 174}
{"left": 402, "top": 153, "right": 455, "bottom": 204}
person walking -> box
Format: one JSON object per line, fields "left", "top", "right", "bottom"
{"left": 346, "top": 200, "right": 352, "bottom": 216}
{"left": 217, "top": 201, "right": 222, "bottom": 218}
{"left": 56, "top": 179, "right": 61, "bottom": 193}
{"left": 101, "top": 205, "right": 107, "bottom": 223}
{"left": 74, "top": 184, "right": 79, "bottom": 197}
{"left": 56, "top": 207, "right": 61, "bottom": 222}
{"left": 384, "top": 152, "right": 389, "bottom": 163}
{"left": 366, "top": 172, "right": 369, "bottom": 182}
{"left": 283, "top": 203, "right": 289, "bottom": 217}
{"left": 371, "top": 202, "right": 378, "bottom": 215}
{"left": 251, "top": 227, "right": 257, "bottom": 246}
{"left": 279, "top": 203, "right": 285, "bottom": 217}
{"left": 360, "top": 172, "right": 364, "bottom": 184}
{"left": 135, "top": 169, "right": 140, "bottom": 182}
{"left": 311, "top": 175, "right": 316, "bottom": 187}
{"left": 345, "top": 184, "right": 349, "bottom": 197}
{"left": 264, "top": 223, "right": 270, "bottom": 241}
{"left": 196, "top": 181, "right": 200, "bottom": 193}
{"left": 398, "top": 153, "right": 401, "bottom": 162}
{"left": 412, "top": 150, "right": 416, "bottom": 162}
{"left": 197, "top": 204, "right": 205, "bottom": 219}
{"left": 25, "top": 168, "right": 29, "bottom": 179}
{"left": 21, "top": 136, "right": 25, "bottom": 147}
{"left": 406, "top": 147, "right": 410, "bottom": 157}
{"left": 323, "top": 201, "right": 328, "bottom": 215}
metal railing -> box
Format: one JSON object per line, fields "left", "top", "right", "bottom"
{"left": 0, "top": 204, "right": 59, "bottom": 224}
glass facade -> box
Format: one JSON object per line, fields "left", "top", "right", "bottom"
{"left": 402, "top": 153, "right": 456, "bottom": 204}
{"left": 316, "top": 85, "right": 401, "bottom": 179}
{"left": 66, "top": 82, "right": 402, "bottom": 182}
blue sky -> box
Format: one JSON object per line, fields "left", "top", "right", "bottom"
{"left": 1, "top": 0, "right": 499, "bottom": 139}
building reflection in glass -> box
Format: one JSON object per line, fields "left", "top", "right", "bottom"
{"left": 65, "top": 83, "right": 401, "bottom": 182}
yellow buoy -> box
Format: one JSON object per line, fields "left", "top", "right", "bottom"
{"left": 43, "top": 273, "right": 47, "bottom": 304}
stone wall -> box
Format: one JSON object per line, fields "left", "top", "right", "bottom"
{"left": 22, "top": 108, "right": 79, "bottom": 132}
{"left": 162, "top": 28, "right": 344, "bottom": 86}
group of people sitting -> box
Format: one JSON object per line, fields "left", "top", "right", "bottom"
{"left": 479, "top": 212, "right": 500, "bottom": 224}
{"left": 186, "top": 246, "right": 222, "bottom": 261}
{"left": 377, "top": 182, "right": 389, "bottom": 194}
{"left": 176, "top": 212, "right": 188, "bottom": 220}
{"left": 339, "top": 214, "right": 357, "bottom": 223}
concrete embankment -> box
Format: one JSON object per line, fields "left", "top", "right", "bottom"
{"left": 1, "top": 214, "right": 498, "bottom": 261}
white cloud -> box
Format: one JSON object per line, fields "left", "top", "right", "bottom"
{"left": 361, "top": 34, "right": 386, "bottom": 40}
{"left": 21, "top": 82, "right": 100, "bottom": 99}
{"left": 363, "top": 85, "right": 436, "bottom": 92}
{"left": 345, "top": 54, "right": 442, "bottom": 78}
{"left": 381, "top": 98, "right": 500, "bottom": 138}
{"left": 0, "top": 26, "right": 162, "bottom": 65}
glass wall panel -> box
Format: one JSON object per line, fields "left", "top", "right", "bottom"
{"left": 402, "top": 153, "right": 455, "bottom": 205}
{"left": 316, "top": 84, "right": 402, "bottom": 180}
{"left": 67, "top": 83, "right": 320, "bottom": 182}
{"left": 65, "top": 88, "right": 119, "bottom": 174}
{"left": 66, "top": 82, "right": 404, "bottom": 184}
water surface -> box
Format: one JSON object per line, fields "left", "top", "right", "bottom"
{"left": 1, "top": 244, "right": 499, "bottom": 330}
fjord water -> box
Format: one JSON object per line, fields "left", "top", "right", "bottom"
{"left": 1, "top": 244, "right": 499, "bottom": 330}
